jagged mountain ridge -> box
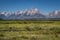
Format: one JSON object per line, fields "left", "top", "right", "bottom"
{"left": 0, "top": 8, "right": 60, "bottom": 20}
{"left": 48, "top": 10, "right": 60, "bottom": 18}
{"left": 0, "top": 8, "right": 46, "bottom": 20}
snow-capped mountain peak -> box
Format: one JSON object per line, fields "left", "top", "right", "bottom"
{"left": 0, "top": 8, "right": 46, "bottom": 20}
{"left": 1, "top": 8, "right": 60, "bottom": 20}
{"left": 48, "top": 10, "right": 60, "bottom": 18}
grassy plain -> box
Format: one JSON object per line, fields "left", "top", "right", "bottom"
{"left": 0, "top": 20, "right": 60, "bottom": 40}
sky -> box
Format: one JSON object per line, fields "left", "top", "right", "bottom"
{"left": 0, "top": 0, "right": 60, "bottom": 14}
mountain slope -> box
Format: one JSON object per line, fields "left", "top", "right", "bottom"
{"left": 0, "top": 8, "right": 46, "bottom": 20}
{"left": 48, "top": 10, "right": 60, "bottom": 18}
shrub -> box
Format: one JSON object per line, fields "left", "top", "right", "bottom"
{"left": 0, "top": 34, "right": 4, "bottom": 37}
{"left": 50, "top": 27, "right": 60, "bottom": 34}
{"left": 25, "top": 26, "right": 34, "bottom": 31}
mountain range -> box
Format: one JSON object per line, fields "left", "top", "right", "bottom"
{"left": 0, "top": 8, "right": 60, "bottom": 20}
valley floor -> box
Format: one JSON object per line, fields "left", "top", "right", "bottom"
{"left": 0, "top": 20, "right": 60, "bottom": 40}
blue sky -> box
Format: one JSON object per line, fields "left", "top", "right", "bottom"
{"left": 0, "top": 0, "right": 60, "bottom": 14}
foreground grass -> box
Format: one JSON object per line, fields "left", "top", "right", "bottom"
{"left": 0, "top": 20, "right": 60, "bottom": 40}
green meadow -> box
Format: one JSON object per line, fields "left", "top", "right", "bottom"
{"left": 0, "top": 20, "right": 60, "bottom": 40}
